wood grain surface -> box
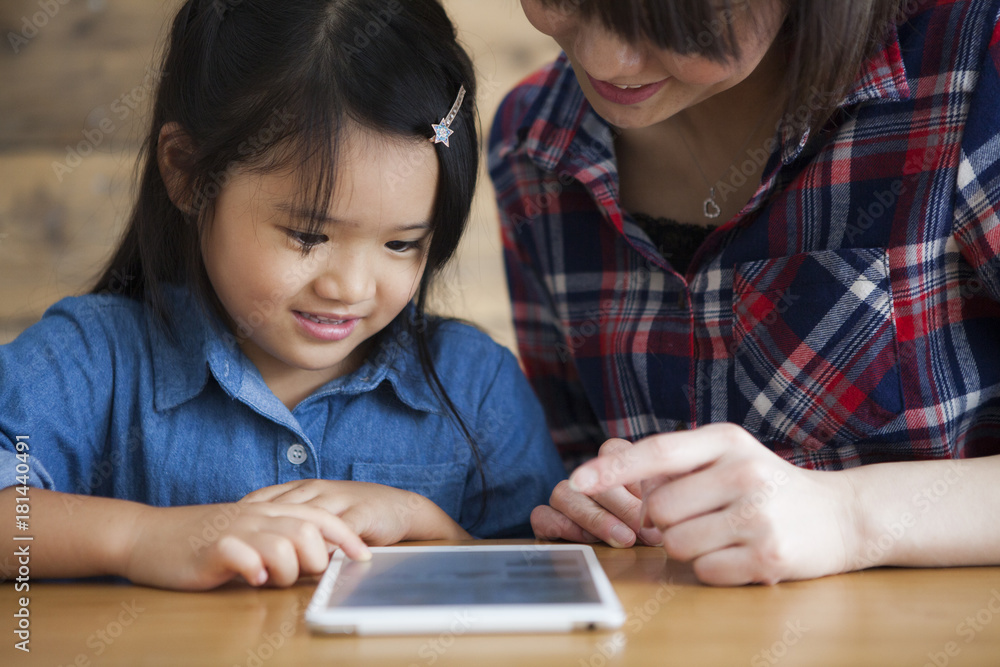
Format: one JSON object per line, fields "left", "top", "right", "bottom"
{"left": 4, "top": 541, "right": 1000, "bottom": 666}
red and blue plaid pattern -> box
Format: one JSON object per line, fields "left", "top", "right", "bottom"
{"left": 489, "top": 0, "right": 1000, "bottom": 469}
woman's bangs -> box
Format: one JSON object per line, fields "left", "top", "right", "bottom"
{"left": 537, "top": 0, "right": 745, "bottom": 60}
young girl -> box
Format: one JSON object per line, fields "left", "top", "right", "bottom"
{"left": 0, "top": 0, "right": 565, "bottom": 591}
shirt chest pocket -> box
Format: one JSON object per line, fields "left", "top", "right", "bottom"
{"left": 350, "top": 461, "right": 466, "bottom": 523}
{"left": 729, "top": 248, "right": 904, "bottom": 450}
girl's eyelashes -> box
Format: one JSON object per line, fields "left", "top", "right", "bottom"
{"left": 385, "top": 239, "right": 424, "bottom": 253}
{"left": 283, "top": 228, "right": 329, "bottom": 250}
{"left": 283, "top": 227, "right": 423, "bottom": 254}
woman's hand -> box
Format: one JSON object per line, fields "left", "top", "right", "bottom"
{"left": 242, "top": 480, "right": 471, "bottom": 545}
{"left": 123, "top": 501, "right": 370, "bottom": 591}
{"left": 568, "top": 424, "right": 861, "bottom": 585}
{"left": 530, "top": 438, "right": 667, "bottom": 548}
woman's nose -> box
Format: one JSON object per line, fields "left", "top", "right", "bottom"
{"left": 572, "top": 20, "right": 646, "bottom": 80}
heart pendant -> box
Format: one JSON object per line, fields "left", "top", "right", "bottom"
{"left": 703, "top": 197, "right": 722, "bottom": 219}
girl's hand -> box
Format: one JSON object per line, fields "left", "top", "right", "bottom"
{"left": 530, "top": 438, "right": 666, "bottom": 548}
{"left": 568, "top": 424, "right": 861, "bottom": 586}
{"left": 241, "top": 480, "right": 471, "bottom": 545}
{"left": 123, "top": 502, "right": 370, "bottom": 591}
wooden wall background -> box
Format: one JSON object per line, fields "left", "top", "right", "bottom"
{"left": 0, "top": 0, "right": 560, "bottom": 348}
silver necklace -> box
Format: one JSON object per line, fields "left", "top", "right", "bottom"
{"left": 675, "top": 109, "right": 772, "bottom": 219}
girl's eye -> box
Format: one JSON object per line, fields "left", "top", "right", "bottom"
{"left": 385, "top": 239, "right": 423, "bottom": 253}
{"left": 284, "top": 229, "right": 328, "bottom": 249}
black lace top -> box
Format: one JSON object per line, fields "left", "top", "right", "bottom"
{"left": 631, "top": 212, "right": 719, "bottom": 274}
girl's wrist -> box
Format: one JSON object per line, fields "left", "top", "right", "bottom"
{"left": 410, "top": 493, "right": 471, "bottom": 541}
{"left": 114, "top": 501, "right": 157, "bottom": 581}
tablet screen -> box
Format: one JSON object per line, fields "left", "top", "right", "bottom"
{"left": 324, "top": 549, "right": 603, "bottom": 608}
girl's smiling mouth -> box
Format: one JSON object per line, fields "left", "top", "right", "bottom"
{"left": 293, "top": 311, "right": 360, "bottom": 341}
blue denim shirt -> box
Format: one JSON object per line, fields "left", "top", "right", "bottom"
{"left": 0, "top": 288, "right": 565, "bottom": 538}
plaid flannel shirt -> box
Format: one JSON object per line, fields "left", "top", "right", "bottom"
{"left": 489, "top": 0, "right": 1000, "bottom": 469}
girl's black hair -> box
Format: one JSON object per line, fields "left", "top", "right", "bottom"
{"left": 92, "top": 0, "right": 488, "bottom": 525}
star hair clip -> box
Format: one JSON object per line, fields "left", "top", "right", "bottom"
{"left": 430, "top": 85, "right": 466, "bottom": 148}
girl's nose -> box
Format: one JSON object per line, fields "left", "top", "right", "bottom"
{"left": 572, "top": 20, "right": 646, "bottom": 81}
{"left": 313, "top": 251, "right": 376, "bottom": 306}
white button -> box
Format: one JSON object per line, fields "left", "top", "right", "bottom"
{"left": 286, "top": 444, "right": 307, "bottom": 465}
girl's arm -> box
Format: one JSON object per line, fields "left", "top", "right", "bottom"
{"left": 1, "top": 486, "right": 370, "bottom": 590}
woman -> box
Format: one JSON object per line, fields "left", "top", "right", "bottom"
{"left": 490, "top": 0, "right": 1000, "bottom": 585}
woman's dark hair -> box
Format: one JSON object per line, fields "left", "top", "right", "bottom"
{"left": 92, "top": 0, "right": 489, "bottom": 524}
{"left": 536, "top": 0, "right": 910, "bottom": 134}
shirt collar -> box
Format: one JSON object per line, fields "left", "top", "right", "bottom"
{"left": 519, "top": 23, "right": 912, "bottom": 173}
{"left": 150, "top": 289, "right": 442, "bottom": 416}
{"left": 841, "top": 23, "right": 911, "bottom": 106}
{"left": 522, "top": 52, "right": 609, "bottom": 176}
{"left": 778, "top": 23, "right": 912, "bottom": 164}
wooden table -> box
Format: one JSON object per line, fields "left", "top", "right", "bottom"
{"left": 6, "top": 540, "right": 1000, "bottom": 666}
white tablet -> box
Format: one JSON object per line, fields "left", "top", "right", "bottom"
{"left": 305, "top": 544, "right": 626, "bottom": 636}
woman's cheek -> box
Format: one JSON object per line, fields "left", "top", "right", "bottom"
{"left": 660, "top": 52, "right": 739, "bottom": 87}
{"left": 520, "top": 0, "right": 573, "bottom": 38}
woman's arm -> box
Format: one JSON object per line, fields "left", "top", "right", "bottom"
{"left": 844, "top": 453, "right": 1000, "bottom": 569}
{"left": 1, "top": 486, "right": 370, "bottom": 590}
{"left": 556, "top": 424, "right": 1000, "bottom": 585}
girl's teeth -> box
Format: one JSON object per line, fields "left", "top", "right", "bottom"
{"left": 304, "top": 313, "right": 346, "bottom": 325}
{"left": 613, "top": 84, "right": 645, "bottom": 89}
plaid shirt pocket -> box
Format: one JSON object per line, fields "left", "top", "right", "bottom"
{"left": 731, "top": 248, "right": 904, "bottom": 450}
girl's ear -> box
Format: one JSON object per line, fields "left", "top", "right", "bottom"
{"left": 157, "top": 122, "right": 197, "bottom": 214}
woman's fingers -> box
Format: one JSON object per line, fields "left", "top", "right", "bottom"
{"left": 691, "top": 545, "right": 784, "bottom": 587}
{"left": 642, "top": 459, "right": 762, "bottom": 528}
{"left": 659, "top": 510, "right": 744, "bottom": 563}
{"left": 570, "top": 424, "right": 750, "bottom": 494}
{"left": 530, "top": 504, "right": 600, "bottom": 543}
{"left": 548, "top": 480, "right": 638, "bottom": 548}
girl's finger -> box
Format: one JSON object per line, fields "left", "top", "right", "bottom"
{"left": 241, "top": 531, "right": 303, "bottom": 588}
{"left": 251, "top": 503, "right": 372, "bottom": 562}
{"left": 530, "top": 504, "right": 600, "bottom": 543}
{"left": 241, "top": 484, "right": 294, "bottom": 503}
{"left": 308, "top": 509, "right": 372, "bottom": 562}
{"left": 213, "top": 534, "right": 269, "bottom": 587}
{"left": 570, "top": 424, "right": 746, "bottom": 494}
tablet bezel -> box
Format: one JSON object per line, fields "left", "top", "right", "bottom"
{"left": 305, "top": 544, "right": 626, "bottom": 636}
